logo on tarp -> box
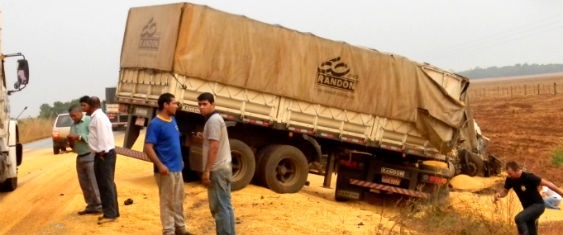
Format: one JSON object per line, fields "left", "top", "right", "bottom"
{"left": 317, "top": 57, "right": 358, "bottom": 92}
{"left": 139, "top": 18, "right": 160, "bottom": 50}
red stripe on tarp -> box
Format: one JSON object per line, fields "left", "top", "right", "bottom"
{"left": 349, "top": 178, "right": 429, "bottom": 199}
{"left": 115, "top": 146, "right": 151, "bottom": 162}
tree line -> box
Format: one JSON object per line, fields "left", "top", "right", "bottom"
{"left": 38, "top": 99, "right": 80, "bottom": 119}
{"left": 457, "top": 63, "right": 563, "bottom": 79}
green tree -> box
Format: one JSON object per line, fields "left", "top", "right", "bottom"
{"left": 38, "top": 99, "right": 80, "bottom": 119}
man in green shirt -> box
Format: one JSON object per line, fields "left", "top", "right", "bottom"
{"left": 68, "top": 105, "right": 102, "bottom": 215}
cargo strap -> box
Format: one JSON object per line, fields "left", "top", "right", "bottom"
{"left": 115, "top": 146, "right": 151, "bottom": 162}
{"left": 349, "top": 178, "right": 430, "bottom": 199}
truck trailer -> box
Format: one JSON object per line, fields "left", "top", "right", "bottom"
{"left": 115, "top": 3, "right": 500, "bottom": 200}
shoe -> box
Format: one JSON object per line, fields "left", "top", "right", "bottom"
{"left": 77, "top": 210, "right": 102, "bottom": 215}
{"left": 97, "top": 217, "right": 117, "bottom": 224}
{"left": 175, "top": 230, "right": 195, "bottom": 235}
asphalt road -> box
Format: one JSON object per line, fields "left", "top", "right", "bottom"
{"left": 23, "top": 131, "right": 126, "bottom": 152}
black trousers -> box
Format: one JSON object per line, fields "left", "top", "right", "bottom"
{"left": 94, "top": 149, "right": 120, "bottom": 218}
{"left": 515, "top": 203, "right": 545, "bottom": 235}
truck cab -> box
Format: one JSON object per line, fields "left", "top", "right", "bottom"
{"left": 0, "top": 53, "right": 29, "bottom": 191}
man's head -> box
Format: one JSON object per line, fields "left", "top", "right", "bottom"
{"left": 157, "top": 93, "right": 179, "bottom": 116}
{"left": 68, "top": 105, "right": 83, "bottom": 123}
{"left": 197, "top": 92, "right": 215, "bottom": 117}
{"left": 86, "top": 96, "right": 102, "bottom": 115}
{"left": 506, "top": 161, "right": 523, "bottom": 179}
{"left": 79, "top": 96, "right": 91, "bottom": 114}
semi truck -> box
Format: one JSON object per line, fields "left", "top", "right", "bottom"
{"left": 105, "top": 87, "right": 128, "bottom": 130}
{"left": 114, "top": 3, "right": 500, "bottom": 200}
{"left": 0, "top": 11, "right": 30, "bottom": 191}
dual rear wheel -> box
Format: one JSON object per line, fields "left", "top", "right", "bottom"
{"left": 230, "top": 140, "right": 309, "bottom": 194}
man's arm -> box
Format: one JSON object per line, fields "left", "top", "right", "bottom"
{"left": 494, "top": 188, "right": 509, "bottom": 201}
{"left": 541, "top": 179, "right": 563, "bottom": 196}
{"left": 144, "top": 142, "right": 169, "bottom": 175}
{"left": 202, "top": 139, "right": 219, "bottom": 187}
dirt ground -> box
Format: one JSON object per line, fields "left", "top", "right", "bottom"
{"left": 2, "top": 133, "right": 563, "bottom": 235}
{"left": 470, "top": 74, "right": 563, "bottom": 182}
{"left": 0, "top": 138, "right": 416, "bottom": 235}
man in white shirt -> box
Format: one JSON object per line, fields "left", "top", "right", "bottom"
{"left": 84, "top": 96, "right": 119, "bottom": 224}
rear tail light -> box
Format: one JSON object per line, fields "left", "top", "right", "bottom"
{"left": 427, "top": 175, "right": 448, "bottom": 185}
{"left": 339, "top": 159, "right": 361, "bottom": 169}
{"left": 52, "top": 131, "right": 61, "bottom": 139}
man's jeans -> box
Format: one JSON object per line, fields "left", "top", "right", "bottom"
{"left": 515, "top": 203, "right": 545, "bottom": 235}
{"left": 208, "top": 167, "right": 235, "bottom": 235}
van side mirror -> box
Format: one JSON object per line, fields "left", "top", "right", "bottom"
{"left": 14, "top": 59, "right": 29, "bottom": 90}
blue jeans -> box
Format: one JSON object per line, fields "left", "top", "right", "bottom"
{"left": 515, "top": 203, "right": 545, "bottom": 235}
{"left": 208, "top": 167, "right": 235, "bottom": 235}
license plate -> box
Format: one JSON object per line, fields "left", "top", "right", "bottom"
{"left": 135, "top": 117, "right": 146, "bottom": 126}
{"left": 182, "top": 104, "right": 200, "bottom": 114}
{"left": 335, "top": 190, "right": 361, "bottom": 200}
{"left": 381, "top": 167, "right": 406, "bottom": 177}
{"left": 381, "top": 175, "right": 401, "bottom": 185}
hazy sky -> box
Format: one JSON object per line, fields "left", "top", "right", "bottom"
{"left": 1, "top": 0, "right": 562, "bottom": 117}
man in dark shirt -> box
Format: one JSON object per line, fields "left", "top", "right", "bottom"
{"left": 494, "top": 161, "right": 563, "bottom": 235}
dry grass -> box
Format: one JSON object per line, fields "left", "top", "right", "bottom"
{"left": 374, "top": 190, "right": 563, "bottom": 235}
{"left": 17, "top": 118, "right": 53, "bottom": 143}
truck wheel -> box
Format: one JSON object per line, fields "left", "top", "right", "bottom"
{"left": 252, "top": 145, "right": 276, "bottom": 186}
{"left": 230, "top": 139, "right": 256, "bottom": 191}
{"left": 463, "top": 162, "right": 478, "bottom": 177}
{"left": 1, "top": 177, "right": 17, "bottom": 192}
{"left": 261, "top": 145, "right": 308, "bottom": 194}
{"left": 460, "top": 150, "right": 485, "bottom": 177}
{"left": 53, "top": 146, "right": 60, "bottom": 155}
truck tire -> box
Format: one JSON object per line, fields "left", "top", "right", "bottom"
{"left": 230, "top": 139, "right": 256, "bottom": 191}
{"left": 461, "top": 150, "right": 485, "bottom": 177}
{"left": 1, "top": 177, "right": 17, "bottom": 192}
{"left": 16, "top": 143, "right": 23, "bottom": 166}
{"left": 53, "top": 146, "right": 60, "bottom": 155}
{"left": 252, "top": 145, "right": 277, "bottom": 186}
{"left": 260, "top": 145, "right": 308, "bottom": 194}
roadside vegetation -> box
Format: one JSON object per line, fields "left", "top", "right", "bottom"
{"left": 372, "top": 190, "right": 562, "bottom": 235}
{"left": 18, "top": 98, "right": 79, "bottom": 144}
{"left": 551, "top": 147, "right": 563, "bottom": 167}
{"left": 18, "top": 117, "right": 53, "bottom": 143}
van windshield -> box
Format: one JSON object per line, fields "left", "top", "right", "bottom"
{"left": 55, "top": 115, "right": 73, "bottom": 127}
